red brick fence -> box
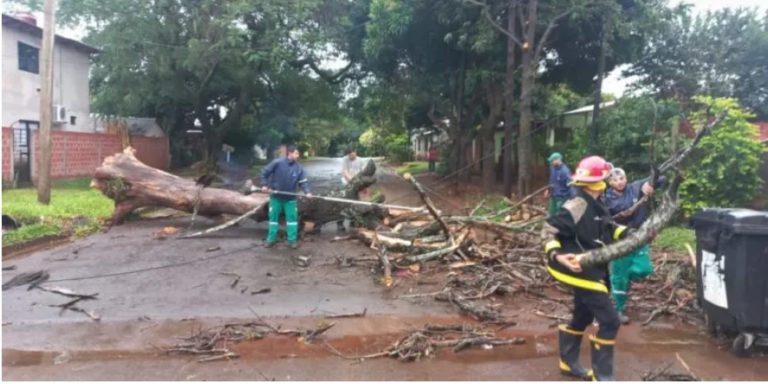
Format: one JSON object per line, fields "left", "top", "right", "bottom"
{"left": 2, "top": 127, "right": 169, "bottom": 184}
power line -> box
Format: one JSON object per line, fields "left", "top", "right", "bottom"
{"left": 45, "top": 244, "right": 253, "bottom": 283}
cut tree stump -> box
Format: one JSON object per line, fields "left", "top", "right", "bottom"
{"left": 91, "top": 147, "right": 385, "bottom": 227}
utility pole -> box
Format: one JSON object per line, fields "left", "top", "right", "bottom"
{"left": 37, "top": 0, "right": 57, "bottom": 204}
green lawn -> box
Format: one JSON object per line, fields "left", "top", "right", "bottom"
{"left": 2, "top": 178, "right": 113, "bottom": 246}
{"left": 396, "top": 161, "right": 430, "bottom": 176}
{"left": 652, "top": 226, "right": 695, "bottom": 254}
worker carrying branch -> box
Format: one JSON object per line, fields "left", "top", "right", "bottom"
{"left": 541, "top": 155, "right": 630, "bottom": 381}
{"left": 604, "top": 167, "right": 665, "bottom": 324}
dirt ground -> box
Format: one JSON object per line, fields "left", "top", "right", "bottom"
{"left": 2, "top": 158, "right": 767, "bottom": 380}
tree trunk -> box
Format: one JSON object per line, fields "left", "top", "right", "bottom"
{"left": 503, "top": 0, "right": 518, "bottom": 198}
{"left": 481, "top": 83, "right": 503, "bottom": 193}
{"left": 455, "top": 54, "right": 471, "bottom": 183}
{"left": 481, "top": 127, "right": 496, "bottom": 192}
{"left": 91, "top": 147, "right": 383, "bottom": 226}
{"left": 517, "top": 0, "right": 537, "bottom": 196}
{"left": 590, "top": 15, "right": 607, "bottom": 154}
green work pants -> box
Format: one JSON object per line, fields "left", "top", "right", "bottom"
{"left": 610, "top": 244, "right": 653, "bottom": 312}
{"left": 267, "top": 196, "right": 299, "bottom": 243}
{"left": 548, "top": 197, "right": 566, "bottom": 217}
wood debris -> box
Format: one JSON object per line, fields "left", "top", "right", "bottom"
{"left": 344, "top": 171, "right": 702, "bottom": 329}
{"left": 323, "top": 323, "right": 525, "bottom": 362}
{"left": 324, "top": 308, "right": 368, "bottom": 319}
{"left": 36, "top": 285, "right": 98, "bottom": 300}
{"left": 166, "top": 313, "right": 337, "bottom": 362}
{"left": 2, "top": 270, "right": 50, "bottom": 291}
{"left": 642, "top": 363, "right": 700, "bottom": 381}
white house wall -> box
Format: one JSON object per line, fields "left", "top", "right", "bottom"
{"left": 2, "top": 27, "right": 92, "bottom": 131}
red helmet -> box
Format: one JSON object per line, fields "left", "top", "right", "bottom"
{"left": 572, "top": 156, "right": 613, "bottom": 183}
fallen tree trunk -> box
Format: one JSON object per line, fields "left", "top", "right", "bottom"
{"left": 91, "top": 148, "right": 384, "bottom": 226}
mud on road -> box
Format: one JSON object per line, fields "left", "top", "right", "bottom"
{"left": 3, "top": 158, "right": 767, "bottom": 380}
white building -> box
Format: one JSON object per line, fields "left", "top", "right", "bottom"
{"left": 2, "top": 13, "right": 98, "bottom": 132}
{"left": 410, "top": 126, "right": 449, "bottom": 160}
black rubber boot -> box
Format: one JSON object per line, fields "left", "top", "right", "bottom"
{"left": 558, "top": 325, "right": 591, "bottom": 380}
{"left": 589, "top": 336, "right": 615, "bottom": 381}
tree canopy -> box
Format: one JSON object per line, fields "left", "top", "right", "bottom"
{"left": 12, "top": 0, "right": 766, "bottom": 205}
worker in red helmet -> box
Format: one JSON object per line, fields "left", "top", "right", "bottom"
{"left": 541, "top": 155, "right": 631, "bottom": 381}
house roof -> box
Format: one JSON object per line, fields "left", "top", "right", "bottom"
{"left": 563, "top": 101, "right": 616, "bottom": 116}
{"left": 2, "top": 14, "right": 99, "bottom": 54}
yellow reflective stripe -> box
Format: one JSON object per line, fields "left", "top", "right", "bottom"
{"left": 545, "top": 240, "right": 562, "bottom": 254}
{"left": 613, "top": 225, "right": 628, "bottom": 240}
{"left": 559, "top": 360, "right": 571, "bottom": 372}
{"left": 546, "top": 266, "right": 608, "bottom": 293}
{"left": 589, "top": 335, "right": 615, "bottom": 345}
{"left": 558, "top": 324, "right": 584, "bottom": 336}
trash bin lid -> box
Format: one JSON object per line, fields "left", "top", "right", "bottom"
{"left": 692, "top": 208, "right": 768, "bottom": 235}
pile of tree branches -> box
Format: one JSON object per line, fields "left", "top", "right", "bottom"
{"left": 350, "top": 113, "right": 728, "bottom": 326}
{"left": 166, "top": 315, "right": 336, "bottom": 362}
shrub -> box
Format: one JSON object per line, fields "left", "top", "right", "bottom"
{"left": 679, "top": 97, "right": 765, "bottom": 215}
{"left": 383, "top": 133, "right": 412, "bottom": 163}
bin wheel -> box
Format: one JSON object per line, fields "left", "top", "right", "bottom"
{"left": 732, "top": 333, "right": 755, "bottom": 358}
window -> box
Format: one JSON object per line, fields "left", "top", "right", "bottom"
{"left": 18, "top": 42, "right": 39, "bottom": 74}
{"left": 70, "top": 116, "right": 77, "bottom": 125}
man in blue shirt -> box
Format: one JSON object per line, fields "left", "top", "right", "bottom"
{"left": 260, "top": 145, "right": 312, "bottom": 249}
{"left": 604, "top": 167, "right": 661, "bottom": 324}
{"left": 545, "top": 152, "right": 574, "bottom": 216}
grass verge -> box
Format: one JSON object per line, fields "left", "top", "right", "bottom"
{"left": 2, "top": 178, "right": 113, "bottom": 246}
{"left": 396, "top": 161, "right": 430, "bottom": 176}
{"left": 652, "top": 226, "right": 695, "bottom": 254}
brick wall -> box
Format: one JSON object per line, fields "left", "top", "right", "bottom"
{"left": 2, "top": 127, "right": 169, "bottom": 183}
{"left": 2, "top": 128, "right": 12, "bottom": 182}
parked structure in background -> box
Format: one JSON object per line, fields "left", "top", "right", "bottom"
{"left": 2, "top": 13, "right": 98, "bottom": 132}
{"left": 410, "top": 127, "right": 449, "bottom": 160}
{"left": 1, "top": 13, "right": 170, "bottom": 186}
{"left": 549, "top": 101, "right": 617, "bottom": 148}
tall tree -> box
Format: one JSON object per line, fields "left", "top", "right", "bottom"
{"left": 502, "top": 0, "right": 518, "bottom": 197}
{"left": 626, "top": 6, "right": 768, "bottom": 119}
{"left": 43, "top": 0, "right": 363, "bottom": 164}
{"left": 363, "top": 0, "right": 488, "bottom": 181}
{"left": 470, "top": 0, "right": 593, "bottom": 194}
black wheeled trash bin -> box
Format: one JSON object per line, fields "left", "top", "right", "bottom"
{"left": 690, "top": 208, "right": 768, "bottom": 357}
